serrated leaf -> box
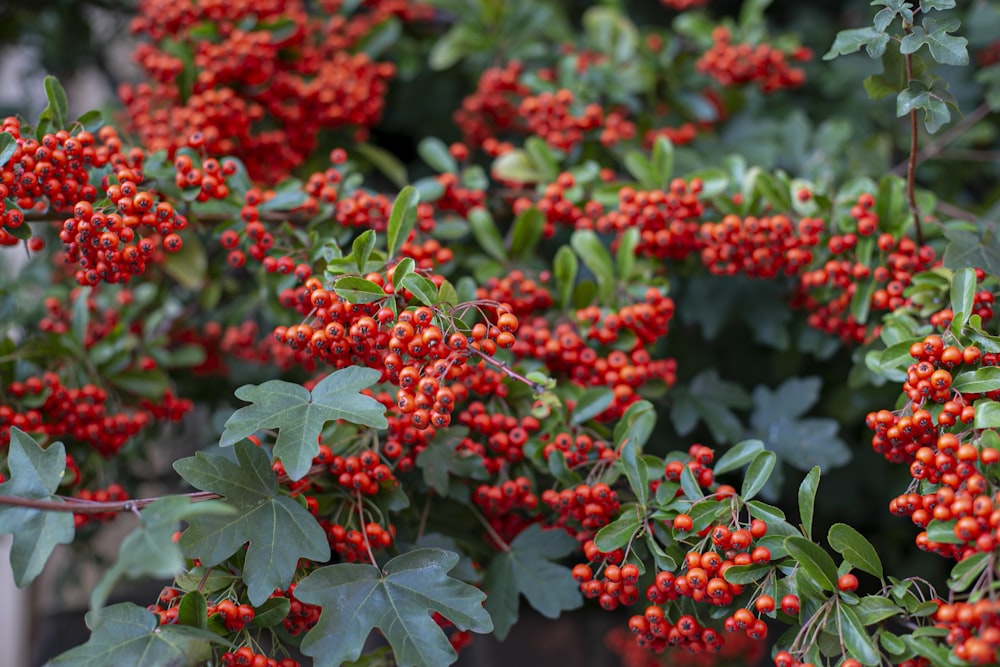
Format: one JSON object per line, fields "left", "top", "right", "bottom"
{"left": 173, "top": 442, "right": 331, "bottom": 605}
{"left": 387, "top": 186, "right": 420, "bottom": 260}
{"left": 296, "top": 549, "right": 493, "bottom": 667}
{"left": 784, "top": 535, "right": 838, "bottom": 591}
{"left": 220, "top": 367, "right": 387, "bottom": 480}
{"left": 750, "top": 379, "right": 850, "bottom": 471}
{"left": 593, "top": 509, "right": 642, "bottom": 553}
{"left": 714, "top": 439, "right": 765, "bottom": 476}
{"left": 468, "top": 207, "right": 507, "bottom": 262}
{"left": 47, "top": 603, "right": 220, "bottom": 667}
{"left": 943, "top": 228, "right": 1000, "bottom": 276}
{"left": 798, "top": 466, "right": 820, "bottom": 539}
{"left": 90, "top": 496, "right": 233, "bottom": 610}
{"left": 828, "top": 523, "right": 883, "bottom": 578}
{"left": 896, "top": 82, "right": 952, "bottom": 133}
{"left": 741, "top": 451, "right": 776, "bottom": 501}
{"left": 0, "top": 428, "right": 75, "bottom": 587}
{"left": 899, "top": 17, "right": 968, "bottom": 66}
{"left": 482, "top": 525, "right": 582, "bottom": 640}
{"left": 571, "top": 230, "right": 615, "bottom": 304}
{"left": 335, "top": 276, "right": 387, "bottom": 304}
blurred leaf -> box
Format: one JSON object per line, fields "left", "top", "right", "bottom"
{"left": 418, "top": 137, "right": 458, "bottom": 174}
{"left": 468, "top": 207, "right": 508, "bottom": 262}
{"left": 571, "top": 230, "right": 615, "bottom": 304}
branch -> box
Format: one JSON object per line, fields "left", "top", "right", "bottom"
{"left": 467, "top": 346, "right": 546, "bottom": 393}
{"left": 901, "top": 27, "right": 924, "bottom": 246}
{"left": 891, "top": 103, "right": 992, "bottom": 176}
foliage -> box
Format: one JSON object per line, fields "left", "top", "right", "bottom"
{"left": 0, "top": 1, "right": 998, "bottom": 667}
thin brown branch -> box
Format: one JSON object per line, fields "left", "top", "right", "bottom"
{"left": 466, "top": 346, "right": 546, "bottom": 394}
{"left": 902, "top": 28, "right": 924, "bottom": 246}
{"left": 891, "top": 102, "right": 992, "bottom": 175}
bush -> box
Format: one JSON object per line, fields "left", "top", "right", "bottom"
{"left": 1, "top": 1, "right": 1000, "bottom": 666}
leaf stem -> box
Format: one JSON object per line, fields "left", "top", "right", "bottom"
{"left": 466, "top": 346, "right": 546, "bottom": 394}
{"left": 468, "top": 504, "right": 511, "bottom": 552}
{"left": 902, "top": 25, "right": 924, "bottom": 246}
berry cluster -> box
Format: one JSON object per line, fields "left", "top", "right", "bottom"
{"left": 700, "top": 214, "right": 820, "bottom": 278}
{"left": 272, "top": 585, "right": 322, "bottom": 636}
{"left": 219, "top": 648, "right": 300, "bottom": 667}
{"left": 696, "top": 28, "right": 809, "bottom": 92}
{"left": 596, "top": 181, "right": 705, "bottom": 260}
{"left": 542, "top": 482, "right": 620, "bottom": 539}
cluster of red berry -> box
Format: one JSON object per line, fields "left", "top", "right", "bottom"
{"left": 696, "top": 27, "right": 810, "bottom": 92}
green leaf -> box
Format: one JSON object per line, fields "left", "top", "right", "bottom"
{"left": 108, "top": 369, "right": 169, "bottom": 399}
{"left": 824, "top": 27, "right": 890, "bottom": 60}
{"left": 616, "top": 227, "right": 640, "bottom": 282}
{"left": 0, "top": 428, "right": 75, "bottom": 587}
{"left": 354, "top": 143, "right": 408, "bottom": 189}
{"left": 353, "top": 230, "right": 377, "bottom": 274}
{"left": 400, "top": 274, "right": 440, "bottom": 307}
{"left": 974, "top": 400, "right": 1000, "bottom": 429}
{"left": 491, "top": 149, "right": 547, "bottom": 184}
{"left": 47, "top": 603, "right": 220, "bottom": 667}
{"left": 840, "top": 604, "right": 880, "bottom": 666}
{"left": 624, "top": 151, "right": 657, "bottom": 190}
{"left": 418, "top": 137, "right": 458, "bottom": 174}
{"left": 570, "top": 230, "right": 615, "bottom": 304}
{"left": 714, "top": 439, "right": 766, "bottom": 476}
{"left": 177, "top": 591, "right": 208, "bottom": 629}
{"left": 828, "top": 523, "right": 883, "bottom": 578}
{"left": 259, "top": 179, "right": 308, "bottom": 212}
{"left": 90, "top": 497, "right": 233, "bottom": 610}
{"left": 509, "top": 207, "right": 545, "bottom": 260}
{"left": 173, "top": 442, "right": 331, "bottom": 605}
{"left": 741, "top": 451, "right": 776, "bottom": 501}
{"left": 482, "top": 525, "right": 582, "bottom": 640}
{"left": 296, "top": 549, "right": 493, "bottom": 667}
{"left": 943, "top": 227, "right": 1000, "bottom": 276}
{"left": 855, "top": 595, "right": 904, "bottom": 625}
{"left": 75, "top": 110, "right": 104, "bottom": 133}
{"left": 896, "top": 80, "right": 952, "bottom": 133}
{"left": 334, "top": 276, "right": 387, "bottom": 304}
{"left": 619, "top": 437, "right": 649, "bottom": 507}
{"left": 251, "top": 596, "right": 291, "bottom": 628}
{"left": 387, "top": 186, "right": 420, "bottom": 260}
{"left": 468, "top": 207, "right": 508, "bottom": 262}
{"left": 722, "top": 563, "right": 771, "bottom": 584}
{"left": 952, "top": 367, "right": 1000, "bottom": 394}
{"left": 415, "top": 428, "right": 485, "bottom": 496}
{"left": 949, "top": 551, "right": 990, "bottom": 591}
{"left": 524, "top": 137, "right": 560, "bottom": 182}
{"left": 950, "top": 267, "right": 977, "bottom": 329}
{"left": 750, "top": 379, "right": 850, "bottom": 471}
{"left": 784, "top": 535, "right": 838, "bottom": 591}
{"left": 220, "top": 367, "right": 387, "bottom": 480}
{"left": 651, "top": 136, "right": 674, "bottom": 188}
{"left": 583, "top": 6, "right": 639, "bottom": 62}
{"left": 899, "top": 17, "right": 969, "bottom": 66}
{"left": 680, "top": 464, "right": 703, "bottom": 501}
{"left": 553, "top": 245, "right": 578, "bottom": 310}
{"left": 43, "top": 75, "right": 69, "bottom": 129}
{"left": 925, "top": 519, "right": 961, "bottom": 544}
{"left": 593, "top": 509, "right": 642, "bottom": 553}
{"left": 798, "top": 466, "right": 820, "bottom": 539}
{"left": 0, "top": 132, "right": 16, "bottom": 167}
{"left": 571, "top": 387, "right": 615, "bottom": 425}
{"left": 428, "top": 24, "right": 484, "bottom": 70}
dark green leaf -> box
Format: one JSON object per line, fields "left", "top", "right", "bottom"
{"left": 571, "top": 230, "right": 614, "bottom": 304}
{"left": 509, "top": 207, "right": 544, "bottom": 260}
{"left": 828, "top": 523, "right": 883, "bottom": 578}
{"left": 651, "top": 136, "right": 674, "bottom": 188}
{"left": 259, "top": 179, "right": 308, "bottom": 212}
{"left": 798, "top": 466, "right": 820, "bottom": 539}
{"left": 571, "top": 387, "right": 614, "bottom": 425}
{"left": 415, "top": 428, "right": 485, "bottom": 496}
{"left": 428, "top": 24, "right": 484, "bottom": 70}
{"left": 624, "top": 152, "right": 656, "bottom": 190}
{"left": 750, "top": 379, "right": 850, "bottom": 471}
{"left": 177, "top": 591, "right": 207, "bottom": 629}
{"left": 953, "top": 367, "right": 1000, "bottom": 393}
{"left": 950, "top": 267, "right": 977, "bottom": 329}
{"left": 899, "top": 17, "right": 968, "bottom": 66}
{"left": 714, "top": 439, "right": 765, "bottom": 476}
{"left": 925, "top": 519, "right": 961, "bottom": 544}
{"left": 173, "top": 442, "right": 331, "bottom": 605}
{"left": 619, "top": 438, "right": 649, "bottom": 507}
{"left": 896, "top": 80, "right": 952, "bottom": 133}
{"left": 784, "top": 536, "right": 838, "bottom": 591}
{"left": 839, "top": 604, "right": 880, "bottom": 666}
{"left": 353, "top": 230, "right": 377, "bottom": 274}
{"left": 616, "top": 227, "right": 640, "bottom": 282}
{"left": 0, "top": 428, "right": 74, "bottom": 586}
{"left": 43, "top": 75, "right": 69, "bottom": 128}
{"left": 948, "top": 551, "right": 990, "bottom": 591}
{"left": 251, "top": 597, "right": 291, "bottom": 628}
{"left": 296, "top": 549, "right": 493, "bottom": 666}
{"left": 90, "top": 497, "right": 233, "bottom": 610}
{"left": 219, "top": 367, "right": 387, "bottom": 480}
{"left": 387, "top": 186, "right": 420, "bottom": 260}
{"left": 482, "top": 525, "right": 582, "bottom": 640}
{"left": 553, "top": 245, "right": 578, "bottom": 310}
{"left": 334, "top": 276, "right": 387, "bottom": 304}
{"left": 722, "top": 563, "right": 771, "bottom": 584}
{"left": 593, "top": 509, "right": 642, "bottom": 553}
{"left": 0, "top": 132, "right": 16, "bottom": 167}
{"left": 418, "top": 137, "right": 458, "bottom": 174}
{"left": 855, "top": 595, "right": 903, "bottom": 625}
{"left": 468, "top": 207, "right": 507, "bottom": 262}
{"left": 741, "top": 451, "right": 776, "bottom": 501}
{"left": 47, "top": 603, "right": 220, "bottom": 667}
{"left": 824, "top": 27, "right": 890, "bottom": 60}
{"left": 400, "top": 274, "right": 440, "bottom": 307}
{"left": 354, "top": 143, "right": 408, "bottom": 188}
{"left": 942, "top": 228, "right": 1000, "bottom": 276}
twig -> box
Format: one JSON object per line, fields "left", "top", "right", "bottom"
{"left": 466, "top": 346, "right": 546, "bottom": 394}
{"left": 468, "top": 504, "right": 511, "bottom": 553}
{"left": 0, "top": 490, "right": 219, "bottom": 514}
{"left": 891, "top": 103, "right": 992, "bottom": 176}
{"left": 356, "top": 490, "right": 379, "bottom": 569}
{"left": 901, "top": 25, "right": 924, "bottom": 246}
{"left": 934, "top": 200, "right": 981, "bottom": 223}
